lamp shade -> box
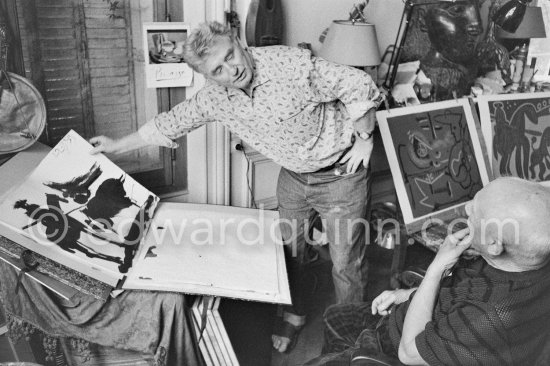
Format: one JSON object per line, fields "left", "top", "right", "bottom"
{"left": 492, "top": 0, "right": 533, "bottom": 33}
{"left": 319, "top": 20, "right": 381, "bottom": 67}
{"left": 497, "top": 6, "right": 546, "bottom": 38}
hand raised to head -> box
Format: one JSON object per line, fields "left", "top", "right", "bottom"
{"left": 431, "top": 227, "right": 472, "bottom": 276}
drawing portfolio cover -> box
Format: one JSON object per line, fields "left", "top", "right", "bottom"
{"left": 0, "top": 131, "right": 291, "bottom": 304}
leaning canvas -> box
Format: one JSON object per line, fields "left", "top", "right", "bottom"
{"left": 0, "top": 130, "right": 291, "bottom": 304}
{"left": 0, "top": 131, "right": 158, "bottom": 285}
{"left": 376, "top": 99, "right": 490, "bottom": 233}
{"left": 478, "top": 92, "right": 550, "bottom": 181}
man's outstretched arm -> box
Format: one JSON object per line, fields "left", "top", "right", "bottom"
{"left": 398, "top": 228, "right": 471, "bottom": 365}
{"left": 89, "top": 131, "right": 151, "bottom": 155}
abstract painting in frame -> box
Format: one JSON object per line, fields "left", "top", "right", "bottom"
{"left": 377, "top": 99, "right": 490, "bottom": 233}
{"left": 478, "top": 92, "right": 550, "bottom": 181}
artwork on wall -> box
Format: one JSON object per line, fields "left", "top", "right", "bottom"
{"left": 142, "top": 22, "right": 194, "bottom": 88}
{"left": 527, "top": 0, "right": 550, "bottom": 83}
{"left": 377, "top": 99, "right": 490, "bottom": 232}
{"left": 478, "top": 92, "right": 550, "bottom": 181}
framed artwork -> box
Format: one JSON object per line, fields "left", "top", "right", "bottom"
{"left": 142, "top": 22, "right": 194, "bottom": 88}
{"left": 192, "top": 297, "right": 239, "bottom": 366}
{"left": 377, "top": 99, "right": 490, "bottom": 233}
{"left": 527, "top": 0, "right": 550, "bottom": 83}
{"left": 478, "top": 92, "right": 550, "bottom": 181}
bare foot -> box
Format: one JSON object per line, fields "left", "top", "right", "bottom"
{"left": 272, "top": 335, "right": 292, "bottom": 353}
{"left": 271, "top": 312, "right": 306, "bottom": 353}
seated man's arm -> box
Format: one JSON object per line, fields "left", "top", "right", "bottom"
{"left": 399, "top": 228, "right": 471, "bottom": 365}
{"left": 371, "top": 288, "right": 416, "bottom": 316}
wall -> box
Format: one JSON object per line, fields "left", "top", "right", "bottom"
{"left": 280, "top": 0, "right": 405, "bottom": 56}
{"left": 234, "top": 0, "right": 404, "bottom": 56}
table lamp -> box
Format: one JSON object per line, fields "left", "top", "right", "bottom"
{"left": 496, "top": 5, "right": 546, "bottom": 39}
{"left": 319, "top": 20, "right": 381, "bottom": 80}
{"left": 492, "top": 0, "right": 534, "bottom": 33}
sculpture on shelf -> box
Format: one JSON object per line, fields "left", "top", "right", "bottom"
{"left": 475, "top": 0, "right": 512, "bottom": 83}
{"left": 419, "top": 0, "right": 483, "bottom": 100}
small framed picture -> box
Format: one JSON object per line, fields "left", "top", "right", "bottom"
{"left": 142, "top": 22, "right": 194, "bottom": 88}
{"left": 478, "top": 92, "right": 550, "bottom": 181}
{"left": 526, "top": 0, "right": 550, "bottom": 83}
{"left": 376, "top": 99, "right": 490, "bottom": 233}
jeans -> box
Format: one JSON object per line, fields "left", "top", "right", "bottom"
{"left": 276, "top": 164, "right": 371, "bottom": 316}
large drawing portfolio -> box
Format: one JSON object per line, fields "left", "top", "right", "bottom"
{"left": 0, "top": 131, "right": 291, "bottom": 304}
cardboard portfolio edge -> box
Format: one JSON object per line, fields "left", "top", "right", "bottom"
{"left": 0, "top": 220, "right": 121, "bottom": 287}
{"left": 0, "top": 250, "right": 79, "bottom": 301}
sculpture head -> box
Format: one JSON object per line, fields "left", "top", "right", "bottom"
{"left": 423, "top": 0, "right": 483, "bottom": 64}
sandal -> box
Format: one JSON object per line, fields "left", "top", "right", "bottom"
{"left": 272, "top": 319, "right": 303, "bottom": 353}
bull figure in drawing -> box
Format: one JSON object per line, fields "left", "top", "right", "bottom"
{"left": 82, "top": 175, "right": 136, "bottom": 230}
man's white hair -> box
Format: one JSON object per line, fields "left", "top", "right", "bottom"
{"left": 183, "top": 21, "right": 233, "bottom": 72}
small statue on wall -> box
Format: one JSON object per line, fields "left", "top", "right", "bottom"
{"left": 419, "top": 0, "right": 483, "bottom": 100}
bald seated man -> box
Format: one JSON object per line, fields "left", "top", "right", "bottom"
{"left": 307, "top": 177, "right": 550, "bottom": 366}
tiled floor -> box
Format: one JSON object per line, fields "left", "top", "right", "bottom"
{"left": 271, "top": 242, "right": 434, "bottom": 366}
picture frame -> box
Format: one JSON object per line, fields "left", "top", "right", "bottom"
{"left": 142, "top": 22, "right": 194, "bottom": 88}
{"left": 478, "top": 92, "right": 550, "bottom": 181}
{"left": 377, "top": 99, "right": 490, "bottom": 233}
{"left": 527, "top": 0, "right": 550, "bottom": 83}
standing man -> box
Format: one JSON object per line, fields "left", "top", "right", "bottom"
{"left": 90, "top": 21, "right": 383, "bottom": 353}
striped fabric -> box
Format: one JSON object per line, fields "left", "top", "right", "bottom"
{"left": 389, "top": 257, "right": 550, "bottom": 366}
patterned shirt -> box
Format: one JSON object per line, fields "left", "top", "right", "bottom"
{"left": 138, "top": 45, "right": 381, "bottom": 173}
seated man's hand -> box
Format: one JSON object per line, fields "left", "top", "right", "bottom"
{"left": 371, "top": 288, "right": 416, "bottom": 316}
{"left": 339, "top": 136, "right": 374, "bottom": 174}
{"left": 430, "top": 227, "right": 471, "bottom": 277}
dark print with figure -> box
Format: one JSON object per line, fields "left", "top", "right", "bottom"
{"left": 14, "top": 194, "right": 126, "bottom": 267}
{"left": 43, "top": 162, "right": 102, "bottom": 204}
{"left": 82, "top": 175, "right": 136, "bottom": 230}
{"left": 0, "top": 130, "right": 159, "bottom": 280}
{"left": 489, "top": 97, "right": 550, "bottom": 181}
{"left": 387, "top": 105, "right": 483, "bottom": 218}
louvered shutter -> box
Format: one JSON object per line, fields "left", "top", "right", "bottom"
{"left": 15, "top": 0, "right": 186, "bottom": 194}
